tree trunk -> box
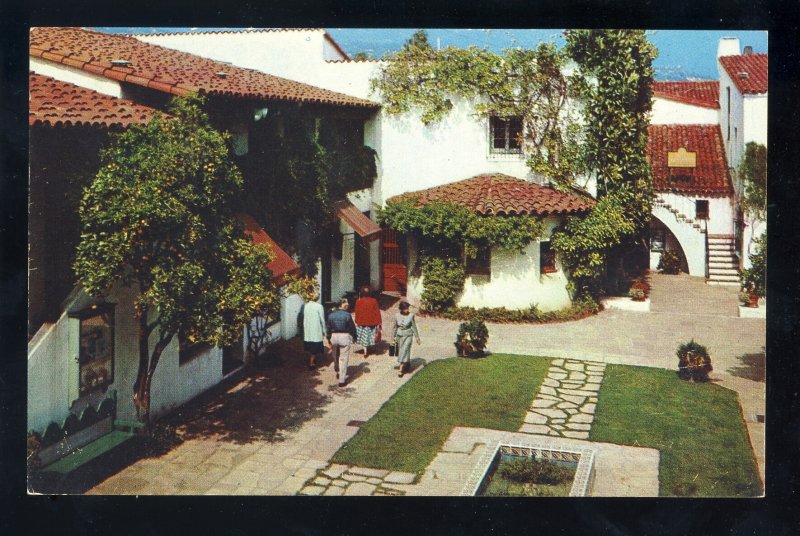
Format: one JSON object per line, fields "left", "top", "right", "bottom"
{"left": 135, "top": 333, "right": 172, "bottom": 427}
{"left": 133, "top": 309, "right": 152, "bottom": 419}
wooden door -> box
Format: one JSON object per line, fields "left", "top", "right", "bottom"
{"left": 382, "top": 228, "right": 407, "bottom": 293}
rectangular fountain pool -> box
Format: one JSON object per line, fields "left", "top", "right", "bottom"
{"left": 462, "top": 443, "right": 595, "bottom": 497}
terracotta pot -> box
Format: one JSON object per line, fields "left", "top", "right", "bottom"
{"left": 747, "top": 293, "right": 760, "bottom": 308}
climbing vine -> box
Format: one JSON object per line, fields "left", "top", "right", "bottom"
{"left": 380, "top": 199, "right": 544, "bottom": 310}
{"left": 374, "top": 30, "right": 657, "bottom": 299}
{"left": 239, "top": 110, "right": 377, "bottom": 275}
{"left": 372, "top": 30, "right": 586, "bottom": 187}
{"left": 738, "top": 142, "right": 767, "bottom": 222}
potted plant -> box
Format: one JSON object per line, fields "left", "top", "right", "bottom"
{"left": 628, "top": 288, "right": 646, "bottom": 301}
{"left": 739, "top": 284, "right": 759, "bottom": 308}
{"left": 676, "top": 339, "right": 712, "bottom": 382}
{"left": 455, "top": 320, "right": 489, "bottom": 357}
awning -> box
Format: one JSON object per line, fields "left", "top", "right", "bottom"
{"left": 333, "top": 200, "right": 382, "bottom": 241}
{"left": 236, "top": 213, "right": 301, "bottom": 285}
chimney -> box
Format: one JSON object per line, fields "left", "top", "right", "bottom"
{"left": 717, "top": 37, "right": 740, "bottom": 58}
{"left": 743, "top": 45, "right": 753, "bottom": 55}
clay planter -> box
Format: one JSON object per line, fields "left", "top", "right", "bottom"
{"left": 746, "top": 293, "right": 760, "bottom": 308}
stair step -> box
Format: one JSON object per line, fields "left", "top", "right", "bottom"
{"left": 707, "top": 275, "right": 741, "bottom": 282}
{"left": 707, "top": 280, "right": 741, "bottom": 287}
{"left": 709, "top": 269, "right": 740, "bottom": 276}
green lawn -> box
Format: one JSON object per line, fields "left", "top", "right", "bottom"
{"left": 590, "top": 364, "right": 762, "bottom": 497}
{"left": 332, "top": 354, "right": 551, "bottom": 473}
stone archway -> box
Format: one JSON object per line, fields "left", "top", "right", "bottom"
{"left": 651, "top": 205, "right": 706, "bottom": 277}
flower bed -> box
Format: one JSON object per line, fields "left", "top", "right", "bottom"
{"left": 422, "top": 298, "right": 600, "bottom": 324}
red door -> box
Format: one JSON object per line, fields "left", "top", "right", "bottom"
{"left": 382, "top": 229, "right": 407, "bottom": 293}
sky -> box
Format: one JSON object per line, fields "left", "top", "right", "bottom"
{"left": 98, "top": 28, "right": 768, "bottom": 81}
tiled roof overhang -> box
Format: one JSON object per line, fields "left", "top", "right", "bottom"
{"left": 719, "top": 54, "right": 768, "bottom": 94}
{"left": 236, "top": 213, "right": 301, "bottom": 285}
{"left": 647, "top": 124, "right": 733, "bottom": 196}
{"left": 653, "top": 80, "right": 720, "bottom": 109}
{"left": 387, "top": 173, "right": 595, "bottom": 216}
{"left": 29, "top": 72, "right": 160, "bottom": 128}
{"left": 30, "top": 27, "right": 380, "bottom": 108}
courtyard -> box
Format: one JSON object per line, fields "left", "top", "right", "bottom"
{"left": 76, "top": 273, "right": 764, "bottom": 496}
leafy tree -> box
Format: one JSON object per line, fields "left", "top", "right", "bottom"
{"left": 739, "top": 142, "right": 767, "bottom": 222}
{"left": 351, "top": 51, "right": 374, "bottom": 60}
{"left": 741, "top": 231, "right": 766, "bottom": 297}
{"left": 552, "top": 30, "right": 657, "bottom": 297}
{"left": 74, "top": 95, "right": 281, "bottom": 424}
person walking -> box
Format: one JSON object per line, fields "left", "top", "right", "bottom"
{"left": 298, "top": 291, "right": 326, "bottom": 370}
{"left": 354, "top": 285, "right": 383, "bottom": 358}
{"left": 392, "top": 301, "right": 421, "bottom": 377}
{"left": 327, "top": 298, "right": 357, "bottom": 387}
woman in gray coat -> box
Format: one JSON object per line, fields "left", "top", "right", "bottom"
{"left": 392, "top": 301, "right": 421, "bottom": 377}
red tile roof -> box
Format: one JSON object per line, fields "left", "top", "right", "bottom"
{"left": 647, "top": 124, "right": 733, "bottom": 196}
{"left": 29, "top": 72, "right": 160, "bottom": 128}
{"left": 653, "top": 80, "right": 720, "bottom": 109}
{"left": 30, "top": 27, "right": 379, "bottom": 107}
{"left": 334, "top": 200, "right": 381, "bottom": 241}
{"left": 719, "top": 54, "right": 768, "bottom": 94}
{"left": 387, "top": 173, "right": 595, "bottom": 216}
{"left": 236, "top": 213, "right": 300, "bottom": 285}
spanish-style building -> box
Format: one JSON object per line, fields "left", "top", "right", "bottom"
{"left": 27, "top": 27, "right": 377, "bottom": 463}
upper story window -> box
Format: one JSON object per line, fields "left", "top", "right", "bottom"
{"left": 695, "top": 200, "right": 710, "bottom": 220}
{"left": 77, "top": 305, "right": 115, "bottom": 397}
{"left": 490, "top": 116, "right": 523, "bottom": 154}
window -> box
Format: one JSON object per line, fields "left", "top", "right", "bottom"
{"left": 726, "top": 86, "right": 731, "bottom": 140}
{"left": 490, "top": 116, "right": 523, "bottom": 154}
{"left": 540, "top": 241, "right": 557, "bottom": 274}
{"left": 179, "top": 331, "right": 212, "bottom": 366}
{"left": 77, "top": 305, "right": 115, "bottom": 397}
{"left": 465, "top": 246, "right": 491, "bottom": 276}
{"left": 650, "top": 228, "right": 666, "bottom": 252}
{"left": 695, "top": 200, "right": 710, "bottom": 220}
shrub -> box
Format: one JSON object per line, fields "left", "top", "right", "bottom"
{"left": 455, "top": 320, "right": 489, "bottom": 356}
{"left": 497, "top": 458, "right": 574, "bottom": 485}
{"left": 420, "top": 255, "right": 465, "bottom": 311}
{"left": 657, "top": 250, "right": 682, "bottom": 274}
{"left": 435, "top": 297, "right": 600, "bottom": 324}
{"left": 741, "top": 232, "right": 766, "bottom": 297}
{"left": 676, "top": 339, "right": 712, "bottom": 382}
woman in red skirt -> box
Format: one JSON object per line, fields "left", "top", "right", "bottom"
{"left": 354, "top": 285, "right": 382, "bottom": 358}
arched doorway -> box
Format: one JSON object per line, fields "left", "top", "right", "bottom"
{"left": 649, "top": 205, "right": 706, "bottom": 277}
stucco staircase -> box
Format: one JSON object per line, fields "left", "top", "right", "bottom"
{"left": 706, "top": 234, "right": 741, "bottom": 286}
{"left": 653, "top": 196, "right": 703, "bottom": 231}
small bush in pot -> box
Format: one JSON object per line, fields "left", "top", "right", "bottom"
{"left": 657, "top": 250, "right": 682, "bottom": 275}
{"left": 628, "top": 288, "right": 646, "bottom": 301}
{"left": 455, "top": 320, "right": 489, "bottom": 357}
{"left": 676, "top": 339, "right": 712, "bottom": 382}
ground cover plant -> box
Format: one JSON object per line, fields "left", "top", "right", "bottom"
{"left": 432, "top": 297, "right": 600, "bottom": 324}
{"left": 590, "top": 365, "right": 761, "bottom": 497}
{"left": 481, "top": 457, "right": 577, "bottom": 497}
{"left": 331, "top": 355, "right": 551, "bottom": 473}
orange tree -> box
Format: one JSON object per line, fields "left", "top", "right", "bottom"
{"left": 74, "top": 95, "right": 280, "bottom": 424}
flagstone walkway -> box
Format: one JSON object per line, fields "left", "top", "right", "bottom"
{"left": 86, "top": 272, "right": 765, "bottom": 494}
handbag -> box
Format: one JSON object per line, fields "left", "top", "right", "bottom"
{"left": 388, "top": 341, "right": 397, "bottom": 357}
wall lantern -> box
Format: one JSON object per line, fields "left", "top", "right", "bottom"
{"left": 253, "top": 107, "right": 269, "bottom": 122}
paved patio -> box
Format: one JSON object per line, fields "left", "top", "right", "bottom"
{"left": 87, "top": 272, "right": 765, "bottom": 494}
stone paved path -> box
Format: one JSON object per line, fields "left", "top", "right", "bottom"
{"left": 520, "top": 359, "right": 605, "bottom": 439}
{"left": 299, "top": 464, "right": 416, "bottom": 496}
{"left": 87, "top": 272, "right": 764, "bottom": 494}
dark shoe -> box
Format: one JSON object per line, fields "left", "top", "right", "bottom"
{"left": 335, "top": 372, "right": 340, "bottom": 379}
{"left": 338, "top": 382, "right": 347, "bottom": 387}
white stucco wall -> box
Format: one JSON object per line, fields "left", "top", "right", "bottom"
{"left": 405, "top": 217, "right": 572, "bottom": 312}
{"left": 719, "top": 67, "right": 746, "bottom": 174}
{"left": 29, "top": 56, "right": 123, "bottom": 98}
{"left": 658, "top": 192, "right": 734, "bottom": 236}
{"left": 650, "top": 98, "right": 719, "bottom": 125}
{"left": 743, "top": 94, "right": 768, "bottom": 147}
{"left": 651, "top": 203, "right": 707, "bottom": 277}
{"left": 280, "top": 292, "right": 304, "bottom": 340}
{"left": 28, "top": 310, "right": 73, "bottom": 433}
